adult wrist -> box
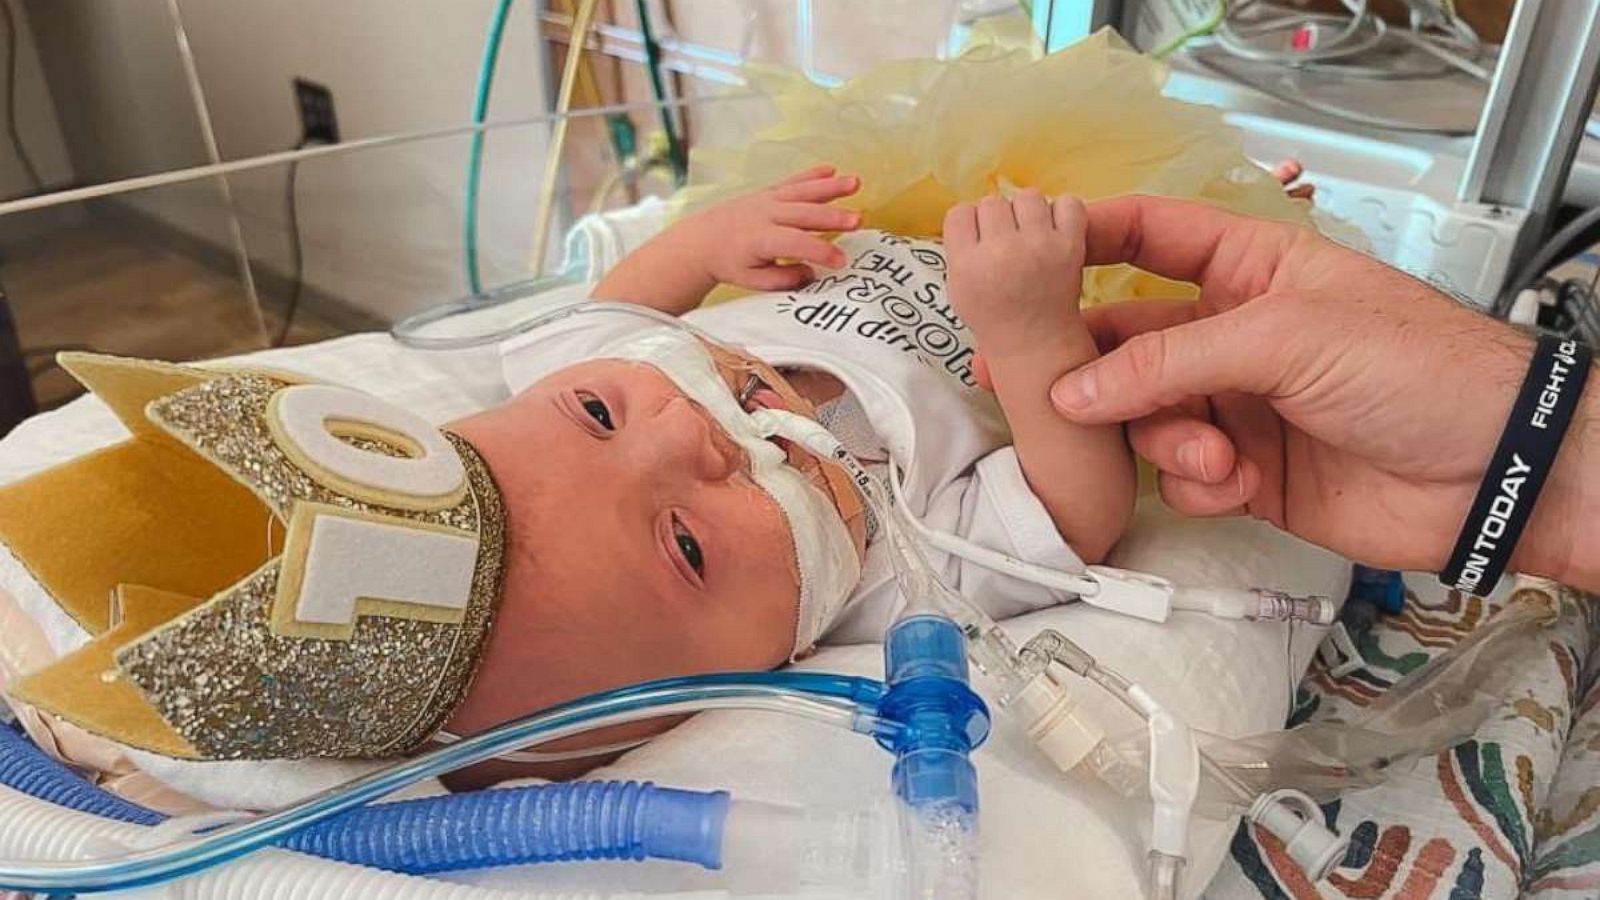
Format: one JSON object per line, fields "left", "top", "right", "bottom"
{"left": 1514, "top": 366, "right": 1600, "bottom": 591}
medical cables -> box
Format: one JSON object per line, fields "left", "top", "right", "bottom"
{"left": 1175, "top": 0, "right": 1492, "bottom": 137}
{"left": 1211, "top": 0, "right": 1488, "bottom": 81}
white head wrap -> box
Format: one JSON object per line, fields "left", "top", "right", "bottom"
{"left": 598, "top": 330, "right": 861, "bottom": 653}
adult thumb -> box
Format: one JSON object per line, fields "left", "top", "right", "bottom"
{"left": 1050, "top": 307, "right": 1278, "bottom": 425}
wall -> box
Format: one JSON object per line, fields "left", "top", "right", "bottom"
{"left": 23, "top": 0, "right": 970, "bottom": 324}
{"left": 0, "top": 1, "right": 73, "bottom": 203}
{"left": 27, "top": 0, "right": 551, "bottom": 323}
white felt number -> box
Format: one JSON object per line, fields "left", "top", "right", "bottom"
{"left": 270, "top": 384, "right": 466, "bottom": 508}
{"left": 278, "top": 507, "right": 479, "bottom": 638}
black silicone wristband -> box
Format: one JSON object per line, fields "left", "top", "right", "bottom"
{"left": 1440, "top": 335, "right": 1592, "bottom": 595}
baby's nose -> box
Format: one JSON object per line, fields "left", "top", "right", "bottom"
{"left": 651, "top": 397, "right": 745, "bottom": 481}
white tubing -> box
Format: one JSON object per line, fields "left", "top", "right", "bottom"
{"left": 0, "top": 783, "right": 132, "bottom": 861}
{"left": 0, "top": 784, "right": 686, "bottom": 900}
{"left": 125, "top": 849, "right": 633, "bottom": 900}
{"left": 124, "top": 850, "right": 540, "bottom": 900}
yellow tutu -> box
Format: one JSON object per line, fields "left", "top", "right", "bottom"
{"left": 678, "top": 30, "right": 1314, "bottom": 305}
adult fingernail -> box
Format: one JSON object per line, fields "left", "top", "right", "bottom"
{"left": 1177, "top": 439, "right": 1209, "bottom": 481}
{"left": 1051, "top": 369, "right": 1097, "bottom": 412}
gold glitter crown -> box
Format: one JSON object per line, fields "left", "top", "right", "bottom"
{"left": 0, "top": 355, "right": 505, "bottom": 760}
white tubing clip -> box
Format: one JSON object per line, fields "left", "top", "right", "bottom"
{"left": 1316, "top": 622, "right": 1366, "bottom": 679}
{"left": 1248, "top": 789, "right": 1349, "bottom": 882}
{"left": 1082, "top": 566, "right": 1173, "bottom": 622}
{"left": 1142, "top": 698, "right": 1199, "bottom": 860}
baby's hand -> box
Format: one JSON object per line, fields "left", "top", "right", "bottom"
{"left": 944, "top": 191, "right": 1088, "bottom": 359}
{"left": 677, "top": 164, "right": 862, "bottom": 292}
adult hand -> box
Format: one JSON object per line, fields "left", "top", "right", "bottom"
{"left": 1051, "top": 195, "right": 1597, "bottom": 590}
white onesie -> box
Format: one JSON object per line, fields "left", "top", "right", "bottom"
{"left": 500, "top": 230, "right": 1085, "bottom": 644}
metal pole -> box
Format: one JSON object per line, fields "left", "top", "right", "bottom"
{"left": 1458, "top": 0, "right": 1600, "bottom": 305}
{"left": 0, "top": 95, "right": 737, "bottom": 220}
{"left": 1033, "top": 0, "right": 1123, "bottom": 53}
{"left": 163, "top": 0, "right": 267, "bottom": 342}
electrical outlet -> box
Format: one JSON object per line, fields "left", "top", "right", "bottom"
{"left": 293, "top": 78, "right": 339, "bottom": 146}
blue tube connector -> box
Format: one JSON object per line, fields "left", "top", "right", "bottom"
{"left": 877, "top": 615, "right": 990, "bottom": 816}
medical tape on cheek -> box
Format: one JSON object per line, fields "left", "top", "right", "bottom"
{"left": 598, "top": 332, "right": 862, "bottom": 654}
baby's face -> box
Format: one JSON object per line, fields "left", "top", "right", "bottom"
{"left": 448, "top": 352, "right": 860, "bottom": 748}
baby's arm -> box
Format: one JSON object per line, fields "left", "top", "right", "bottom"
{"left": 592, "top": 165, "right": 862, "bottom": 314}
{"left": 944, "top": 192, "right": 1135, "bottom": 564}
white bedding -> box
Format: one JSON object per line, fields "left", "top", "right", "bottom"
{"left": 0, "top": 330, "right": 1350, "bottom": 899}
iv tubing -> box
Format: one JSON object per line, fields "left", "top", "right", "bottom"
{"left": 464, "top": 0, "right": 515, "bottom": 297}
{"left": 1071, "top": 647, "right": 1256, "bottom": 809}
{"left": 0, "top": 673, "right": 888, "bottom": 894}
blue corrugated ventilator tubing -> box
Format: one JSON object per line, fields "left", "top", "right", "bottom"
{"left": 0, "top": 724, "right": 728, "bottom": 874}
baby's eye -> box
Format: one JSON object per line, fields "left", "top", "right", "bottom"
{"left": 576, "top": 391, "right": 614, "bottom": 431}
{"left": 672, "top": 515, "right": 705, "bottom": 578}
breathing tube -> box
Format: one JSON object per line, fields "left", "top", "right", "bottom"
{"left": 0, "top": 724, "right": 729, "bottom": 873}
{"left": 0, "top": 671, "right": 899, "bottom": 894}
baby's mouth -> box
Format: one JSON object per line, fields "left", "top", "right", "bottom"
{"left": 742, "top": 383, "right": 799, "bottom": 457}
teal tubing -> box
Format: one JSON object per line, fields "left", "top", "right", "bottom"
{"left": 632, "top": 0, "right": 687, "bottom": 184}
{"left": 0, "top": 671, "right": 889, "bottom": 893}
{"left": 464, "top": 0, "right": 515, "bottom": 298}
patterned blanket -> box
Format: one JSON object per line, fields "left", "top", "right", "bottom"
{"left": 1206, "top": 577, "right": 1599, "bottom": 900}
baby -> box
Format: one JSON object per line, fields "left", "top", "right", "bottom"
{"left": 444, "top": 167, "right": 1135, "bottom": 781}
{"left": 0, "top": 168, "right": 1134, "bottom": 793}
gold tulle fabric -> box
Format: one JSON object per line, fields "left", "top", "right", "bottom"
{"left": 678, "top": 30, "right": 1315, "bottom": 305}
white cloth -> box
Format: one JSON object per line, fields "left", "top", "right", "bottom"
{"left": 501, "top": 229, "right": 1085, "bottom": 645}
